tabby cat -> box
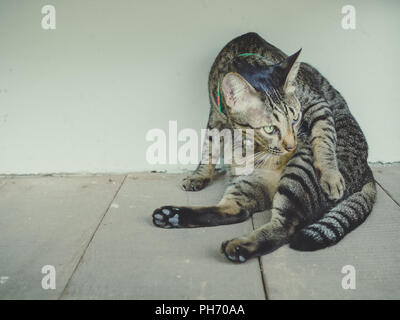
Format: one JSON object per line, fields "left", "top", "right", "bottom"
{"left": 152, "top": 32, "right": 376, "bottom": 263}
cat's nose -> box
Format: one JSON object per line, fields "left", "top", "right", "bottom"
{"left": 284, "top": 144, "right": 296, "bottom": 152}
{"left": 283, "top": 136, "right": 296, "bottom": 152}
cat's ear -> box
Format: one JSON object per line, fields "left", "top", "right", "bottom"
{"left": 221, "top": 72, "right": 255, "bottom": 110}
{"left": 279, "top": 49, "right": 301, "bottom": 94}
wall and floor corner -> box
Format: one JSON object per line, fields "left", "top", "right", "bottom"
{"left": 0, "top": 0, "right": 399, "bottom": 174}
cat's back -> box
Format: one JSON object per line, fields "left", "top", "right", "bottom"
{"left": 219, "top": 33, "right": 286, "bottom": 61}
{"left": 210, "top": 33, "right": 287, "bottom": 74}
{"left": 209, "top": 32, "right": 288, "bottom": 105}
{"left": 296, "top": 61, "right": 349, "bottom": 109}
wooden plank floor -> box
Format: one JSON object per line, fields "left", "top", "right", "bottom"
{"left": 0, "top": 164, "right": 399, "bottom": 299}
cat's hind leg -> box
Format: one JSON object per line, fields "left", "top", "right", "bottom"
{"left": 154, "top": 173, "right": 271, "bottom": 228}
{"left": 221, "top": 145, "right": 324, "bottom": 262}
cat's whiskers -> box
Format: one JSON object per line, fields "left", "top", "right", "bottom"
{"left": 255, "top": 152, "right": 271, "bottom": 168}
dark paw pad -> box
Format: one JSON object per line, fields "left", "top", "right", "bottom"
{"left": 220, "top": 239, "right": 250, "bottom": 263}
{"left": 152, "top": 206, "right": 182, "bottom": 228}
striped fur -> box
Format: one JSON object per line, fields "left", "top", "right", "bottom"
{"left": 290, "top": 168, "right": 376, "bottom": 251}
{"left": 152, "top": 32, "right": 376, "bottom": 262}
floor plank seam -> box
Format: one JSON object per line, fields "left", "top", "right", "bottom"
{"left": 250, "top": 215, "right": 269, "bottom": 300}
{"left": 257, "top": 257, "right": 269, "bottom": 300}
{"left": 57, "top": 175, "right": 128, "bottom": 299}
{"left": 375, "top": 179, "right": 400, "bottom": 208}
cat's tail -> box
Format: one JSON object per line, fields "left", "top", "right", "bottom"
{"left": 289, "top": 166, "right": 376, "bottom": 251}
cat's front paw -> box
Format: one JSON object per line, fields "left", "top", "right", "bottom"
{"left": 317, "top": 167, "right": 345, "bottom": 201}
{"left": 220, "top": 237, "right": 255, "bottom": 263}
{"left": 181, "top": 175, "right": 210, "bottom": 191}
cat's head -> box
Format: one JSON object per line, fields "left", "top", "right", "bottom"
{"left": 221, "top": 50, "right": 302, "bottom": 156}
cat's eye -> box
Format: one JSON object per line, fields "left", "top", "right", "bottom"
{"left": 264, "top": 125, "right": 275, "bottom": 134}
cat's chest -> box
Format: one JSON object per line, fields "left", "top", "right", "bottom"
{"left": 255, "top": 154, "right": 293, "bottom": 198}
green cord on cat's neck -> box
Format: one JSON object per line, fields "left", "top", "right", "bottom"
{"left": 217, "top": 53, "right": 265, "bottom": 114}
{"left": 217, "top": 82, "right": 222, "bottom": 114}
{"left": 236, "top": 53, "right": 265, "bottom": 59}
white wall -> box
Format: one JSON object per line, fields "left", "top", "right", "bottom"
{"left": 0, "top": 0, "right": 399, "bottom": 174}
